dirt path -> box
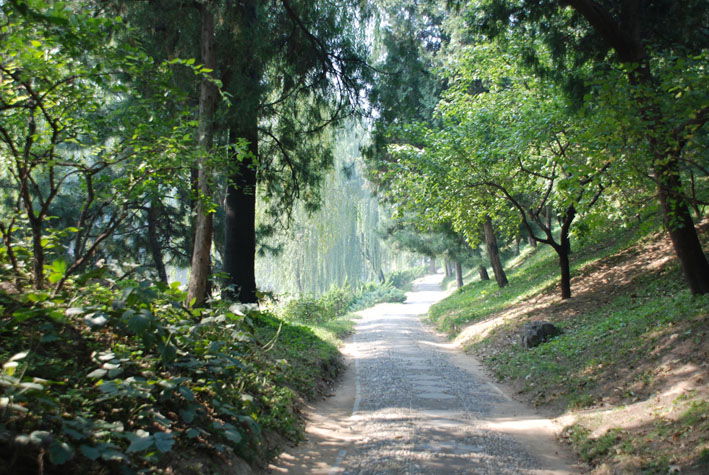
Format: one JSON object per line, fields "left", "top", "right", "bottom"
{"left": 266, "top": 274, "right": 580, "bottom": 474}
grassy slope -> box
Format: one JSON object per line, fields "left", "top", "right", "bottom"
{"left": 427, "top": 224, "right": 709, "bottom": 473}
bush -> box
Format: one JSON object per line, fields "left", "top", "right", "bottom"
{"left": 349, "top": 281, "right": 407, "bottom": 311}
{"left": 277, "top": 280, "right": 408, "bottom": 323}
{"left": 386, "top": 266, "right": 426, "bottom": 289}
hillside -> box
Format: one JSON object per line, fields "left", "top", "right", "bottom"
{"left": 428, "top": 223, "right": 709, "bottom": 473}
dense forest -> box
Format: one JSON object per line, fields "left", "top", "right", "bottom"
{"left": 0, "top": 0, "right": 707, "bottom": 473}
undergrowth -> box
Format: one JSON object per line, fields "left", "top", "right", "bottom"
{"left": 0, "top": 280, "right": 340, "bottom": 474}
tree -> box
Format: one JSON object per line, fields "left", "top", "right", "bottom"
{"left": 469, "top": 0, "right": 709, "bottom": 294}
{"left": 116, "top": 0, "right": 371, "bottom": 303}
{"left": 0, "top": 1, "right": 195, "bottom": 291}
{"left": 187, "top": 1, "right": 218, "bottom": 306}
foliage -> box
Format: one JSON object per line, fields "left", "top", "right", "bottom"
{"left": 0, "top": 0, "right": 218, "bottom": 290}
{"left": 0, "top": 276, "right": 340, "bottom": 472}
{"left": 386, "top": 266, "right": 426, "bottom": 290}
{"left": 278, "top": 278, "right": 411, "bottom": 324}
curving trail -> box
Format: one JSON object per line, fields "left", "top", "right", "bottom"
{"left": 266, "top": 274, "right": 579, "bottom": 474}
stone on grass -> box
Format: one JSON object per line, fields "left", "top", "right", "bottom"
{"left": 520, "top": 321, "right": 561, "bottom": 348}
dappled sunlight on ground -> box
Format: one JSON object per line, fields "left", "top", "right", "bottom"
{"left": 266, "top": 274, "right": 578, "bottom": 474}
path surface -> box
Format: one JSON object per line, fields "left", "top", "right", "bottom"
{"left": 266, "top": 274, "right": 579, "bottom": 474}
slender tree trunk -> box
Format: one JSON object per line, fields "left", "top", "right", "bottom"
{"left": 478, "top": 265, "right": 490, "bottom": 281}
{"left": 444, "top": 259, "right": 451, "bottom": 277}
{"left": 515, "top": 235, "right": 521, "bottom": 255}
{"left": 556, "top": 232, "right": 572, "bottom": 300}
{"left": 147, "top": 202, "right": 168, "bottom": 284}
{"left": 483, "top": 216, "right": 508, "bottom": 287}
{"left": 187, "top": 2, "right": 218, "bottom": 306}
{"left": 528, "top": 235, "right": 537, "bottom": 248}
{"left": 30, "top": 219, "right": 44, "bottom": 289}
{"left": 555, "top": 206, "right": 576, "bottom": 300}
{"left": 428, "top": 257, "right": 437, "bottom": 274}
{"left": 455, "top": 261, "right": 464, "bottom": 288}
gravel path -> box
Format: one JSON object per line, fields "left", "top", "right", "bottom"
{"left": 267, "top": 274, "right": 579, "bottom": 474}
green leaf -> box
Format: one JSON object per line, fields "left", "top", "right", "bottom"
{"left": 48, "top": 441, "right": 74, "bottom": 465}
{"left": 223, "top": 429, "right": 242, "bottom": 444}
{"left": 179, "top": 407, "right": 196, "bottom": 423}
{"left": 65, "top": 307, "right": 85, "bottom": 317}
{"left": 79, "top": 444, "right": 100, "bottom": 460}
{"left": 10, "top": 351, "right": 29, "bottom": 361}
{"left": 87, "top": 369, "right": 107, "bottom": 379}
{"left": 153, "top": 432, "right": 174, "bottom": 453}
{"left": 30, "top": 431, "right": 52, "bottom": 445}
{"left": 126, "top": 434, "right": 153, "bottom": 453}
{"left": 100, "top": 449, "right": 128, "bottom": 462}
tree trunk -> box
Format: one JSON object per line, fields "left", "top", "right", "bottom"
{"left": 187, "top": 2, "right": 218, "bottom": 306}
{"left": 444, "top": 259, "right": 451, "bottom": 277}
{"left": 223, "top": 135, "right": 258, "bottom": 303}
{"left": 478, "top": 265, "right": 490, "bottom": 281}
{"left": 30, "top": 219, "right": 44, "bottom": 289}
{"left": 221, "top": 0, "right": 260, "bottom": 304}
{"left": 656, "top": 156, "right": 709, "bottom": 294}
{"left": 557, "top": 233, "right": 572, "bottom": 300}
{"left": 455, "top": 261, "right": 464, "bottom": 288}
{"left": 527, "top": 235, "right": 537, "bottom": 248}
{"left": 483, "top": 216, "right": 508, "bottom": 287}
{"left": 147, "top": 202, "right": 168, "bottom": 284}
{"left": 428, "top": 257, "right": 437, "bottom": 274}
{"left": 515, "top": 235, "right": 521, "bottom": 255}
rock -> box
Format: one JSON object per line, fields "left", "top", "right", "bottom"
{"left": 520, "top": 321, "right": 562, "bottom": 348}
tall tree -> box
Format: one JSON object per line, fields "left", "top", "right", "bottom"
{"left": 187, "top": 0, "right": 218, "bottom": 306}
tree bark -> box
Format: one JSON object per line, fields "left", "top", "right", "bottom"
{"left": 656, "top": 154, "right": 709, "bottom": 294}
{"left": 223, "top": 135, "right": 258, "bottom": 303}
{"left": 221, "top": 0, "right": 260, "bottom": 304}
{"left": 187, "top": 2, "right": 218, "bottom": 306}
{"left": 557, "top": 232, "right": 572, "bottom": 300}
{"left": 147, "top": 202, "right": 168, "bottom": 284}
{"left": 478, "top": 265, "right": 490, "bottom": 281}
{"left": 30, "top": 218, "right": 44, "bottom": 289}
{"left": 483, "top": 216, "right": 508, "bottom": 287}
{"left": 444, "top": 259, "right": 451, "bottom": 277}
{"left": 428, "top": 257, "right": 437, "bottom": 274}
{"left": 455, "top": 261, "right": 464, "bottom": 288}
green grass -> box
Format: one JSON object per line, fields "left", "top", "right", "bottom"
{"left": 289, "top": 313, "right": 358, "bottom": 347}
{"left": 426, "top": 222, "right": 709, "bottom": 471}
{"left": 485, "top": 274, "right": 708, "bottom": 406}
{"left": 428, "top": 245, "right": 560, "bottom": 334}
{"left": 428, "top": 226, "right": 651, "bottom": 335}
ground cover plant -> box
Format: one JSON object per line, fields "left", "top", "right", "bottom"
{"left": 427, "top": 222, "right": 709, "bottom": 472}
{"left": 0, "top": 278, "right": 341, "bottom": 473}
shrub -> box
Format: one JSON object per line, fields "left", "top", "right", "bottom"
{"left": 386, "top": 266, "right": 426, "bottom": 289}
